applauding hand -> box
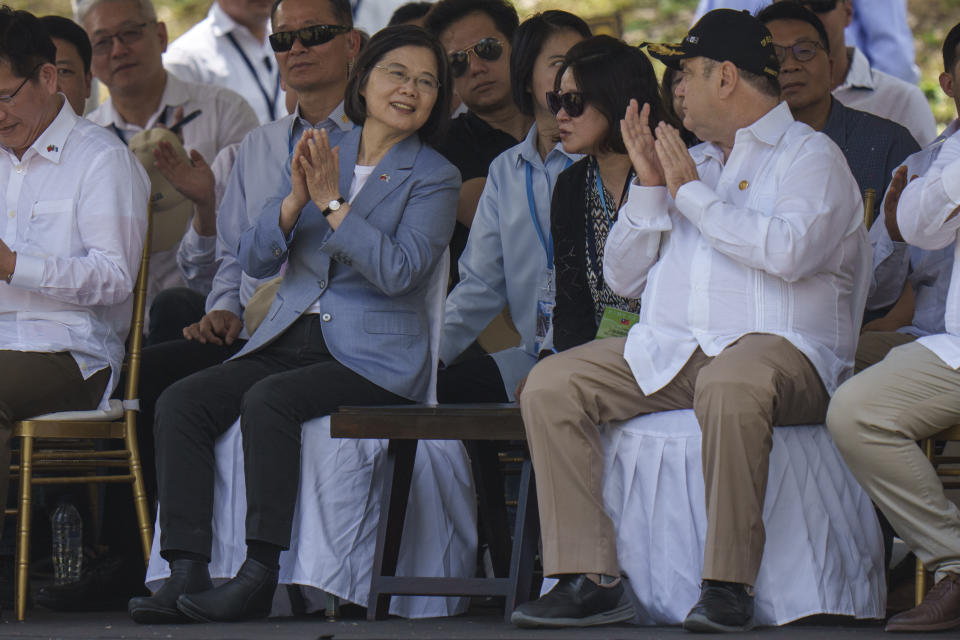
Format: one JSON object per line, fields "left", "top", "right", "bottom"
{"left": 620, "top": 99, "right": 665, "bottom": 188}
{"left": 654, "top": 122, "right": 699, "bottom": 199}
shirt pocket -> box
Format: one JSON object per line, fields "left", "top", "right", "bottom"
{"left": 363, "top": 310, "right": 422, "bottom": 336}
{"left": 25, "top": 199, "right": 75, "bottom": 256}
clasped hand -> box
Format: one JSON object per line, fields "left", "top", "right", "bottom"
{"left": 620, "top": 99, "right": 698, "bottom": 198}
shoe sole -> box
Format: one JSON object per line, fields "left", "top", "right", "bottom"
{"left": 176, "top": 596, "right": 272, "bottom": 624}
{"left": 510, "top": 602, "right": 635, "bottom": 629}
{"left": 129, "top": 603, "right": 192, "bottom": 625}
{"left": 885, "top": 615, "right": 960, "bottom": 632}
{"left": 682, "top": 611, "right": 755, "bottom": 633}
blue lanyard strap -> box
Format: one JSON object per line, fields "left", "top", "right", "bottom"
{"left": 594, "top": 160, "right": 613, "bottom": 227}
{"left": 226, "top": 31, "right": 280, "bottom": 121}
{"left": 524, "top": 162, "right": 553, "bottom": 267}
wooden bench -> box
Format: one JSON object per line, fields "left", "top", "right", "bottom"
{"left": 330, "top": 403, "right": 538, "bottom": 622}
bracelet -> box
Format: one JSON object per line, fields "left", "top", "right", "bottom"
{"left": 3, "top": 251, "right": 14, "bottom": 284}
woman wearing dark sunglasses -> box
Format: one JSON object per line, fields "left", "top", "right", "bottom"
{"left": 547, "top": 35, "right": 667, "bottom": 354}
{"left": 439, "top": 10, "right": 590, "bottom": 404}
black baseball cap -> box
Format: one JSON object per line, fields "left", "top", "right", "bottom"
{"left": 645, "top": 9, "right": 780, "bottom": 79}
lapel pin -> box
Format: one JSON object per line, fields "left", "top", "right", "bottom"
{"left": 738, "top": 180, "right": 749, "bottom": 191}
{"left": 46, "top": 144, "right": 59, "bottom": 153}
{"left": 379, "top": 173, "right": 390, "bottom": 182}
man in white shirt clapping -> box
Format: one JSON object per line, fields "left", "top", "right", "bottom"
{"left": 0, "top": 5, "right": 148, "bottom": 561}
{"left": 511, "top": 9, "right": 870, "bottom": 633}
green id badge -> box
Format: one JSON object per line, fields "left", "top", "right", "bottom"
{"left": 595, "top": 306, "right": 639, "bottom": 339}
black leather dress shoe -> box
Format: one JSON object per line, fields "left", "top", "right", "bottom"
{"left": 176, "top": 558, "right": 278, "bottom": 623}
{"left": 128, "top": 559, "right": 212, "bottom": 624}
{"left": 682, "top": 580, "right": 755, "bottom": 633}
{"left": 510, "top": 574, "right": 635, "bottom": 628}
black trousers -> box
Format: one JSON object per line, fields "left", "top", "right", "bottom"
{"left": 147, "top": 287, "right": 207, "bottom": 346}
{"left": 155, "top": 315, "right": 409, "bottom": 559}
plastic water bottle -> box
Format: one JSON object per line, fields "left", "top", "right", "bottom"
{"left": 51, "top": 501, "right": 82, "bottom": 585}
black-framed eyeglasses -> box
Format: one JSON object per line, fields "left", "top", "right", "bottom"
{"left": 374, "top": 64, "right": 440, "bottom": 92}
{"left": 268, "top": 24, "right": 351, "bottom": 52}
{"left": 448, "top": 38, "right": 503, "bottom": 78}
{"left": 546, "top": 90, "right": 587, "bottom": 118}
{"left": 772, "top": 39, "right": 826, "bottom": 64}
{"left": 91, "top": 22, "right": 152, "bottom": 56}
{"left": 796, "top": 0, "right": 839, "bottom": 13}
{"left": 0, "top": 64, "right": 42, "bottom": 106}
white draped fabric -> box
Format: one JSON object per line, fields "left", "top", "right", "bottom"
{"left": 542, "top": 409, "right": 886, "bottom": 626}
{"left": 146, "top": 251, "right": 480, "bottom": 618}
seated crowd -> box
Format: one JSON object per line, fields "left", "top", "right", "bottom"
{"left": 0, "top": 0, "right": 958, "bottom": 633}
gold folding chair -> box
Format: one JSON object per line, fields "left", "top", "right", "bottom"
{"left": 4, "top": 208, "right": 154, "bottom": 620}
{"left": 863, "top": 188, "right": 877, "bottom": 229}
{"left": 914, "top": 424, "right": 960, "bottom": 605}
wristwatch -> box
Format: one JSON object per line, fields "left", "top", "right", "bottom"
{"left": 322, "top": 197, "right": 345, "bottom": 217}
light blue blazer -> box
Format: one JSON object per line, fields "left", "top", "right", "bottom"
{"left": 235, "top": 127, "right": 460, "bottom": 401}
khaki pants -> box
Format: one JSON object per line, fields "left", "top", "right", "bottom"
{"left": 519, "top": 333, "right": 828, "bottom": 586}
{"left": 0, "top": 351, "right": 109, "bottom": 540}
{"left": 855, "top": 330, "right": 916, "bottom": 372}
{"left": 827, "top": 340, "right": 960, "bottom": 582}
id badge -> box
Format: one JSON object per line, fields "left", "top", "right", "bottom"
{"left": 595, "top": 305, "right": 639, "bottom": 340}
{"left": 534, "top": 269, "right": 555, "bottom": 354}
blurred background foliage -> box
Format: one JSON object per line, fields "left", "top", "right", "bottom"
{"left": 12, "top": 0, "right": 960, "bottom": 126}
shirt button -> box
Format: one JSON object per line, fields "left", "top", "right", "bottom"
{"left": 318, "top": 280, "right": 326, "bottom": 288}
{"left": 272, "top": 246, "right": 282, "bottom": 257}
{"left": 7, "top": 210, "right": 13, "bottom": 218}
{"left": 321, "top": 313, "right": 332, "bottom": 322}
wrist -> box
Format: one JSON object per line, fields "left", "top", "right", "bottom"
{"left": 3, "top": 251, "right": 16, "bottom": 283}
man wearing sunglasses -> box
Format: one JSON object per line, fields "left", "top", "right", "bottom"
{"left": 757, "top": 3, "right": 918, "bottom": 225}
{"left": 778, "top": 0, "right": 936, "bottom": 146}
{"left": 515, "top": 9, "right": 870, "bottom": 631}
{"left": 80, "top": 0, "right": 259, "bottom": 344}
{"left": 164, "top": 0, "right": 285, "bottom": 126}
{"left": 426, "top": 0, "right": 531, "bottom": 286}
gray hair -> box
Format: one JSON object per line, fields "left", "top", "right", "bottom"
{"left": 75, "top": 0, "right": 157, "bottom": 26}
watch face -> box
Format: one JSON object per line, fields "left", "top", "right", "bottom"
{"left": 328, "top": 199, "right": 342, "bottom": 211}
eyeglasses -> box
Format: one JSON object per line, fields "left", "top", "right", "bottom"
{"left": 268, "top": 24, "right": 351, "bottom": 52}
{"left": 796, "top": 0, "right": 839, "bottom": 13}
{"left": 374, "top": 64, "right": 440, "bottom": 92}
{"left": 546, "top": 90, "right": 587, "bottom": 118}
{"left": 0, "top": 64, "right": 42, "bottom": 105}
{"left": 448, "top": 38, "right": 503, "bottom": 78}
{"left": 773, "top": 39, "right": 826, "bottom": 64}
{"left": 91, "top": 22, "right": 151, "bottom": 56}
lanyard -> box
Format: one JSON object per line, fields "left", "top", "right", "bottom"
{"left": 524, "top": 156, "right": 574, "bottom": 270}
{"left": 109, "top": 106, "right": 174, "bottom": 144}
{"left": 593, "top": 158, "right": 633, "bottom": 226}
{"left": 226, "top": 31, "right": 280, "bottom": 121}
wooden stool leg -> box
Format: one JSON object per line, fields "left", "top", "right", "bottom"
{"left": 367, "top": 439, "right": 417, "bottom": 621}
{"left": 15, "top": 435, "right": 34, "bottom": 621}
{"left": 505, "top": 458, "right": 539, "bottom": 623}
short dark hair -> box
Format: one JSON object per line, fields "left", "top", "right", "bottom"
{"left": 756, "top": 2, "right": 831, "bottom": 55}
{"left": 0, "top": 5, "right": 55, "bottom": 80}
{"left": 944, "top": 21, "right": 960, "bottom": 73}
{"left": 388, "top": 2, "right": 433, "bottom": 27}
{"left": 425, "top": 0, "right": 518, "bottom": 43}
{"left": 344, "top": 25, "right": 452, "bottom": 145}
{"left": 271, "top": 0, "right": 353, "bottom": 29}
{"left": 40, "top": 15, "right": 91, "bottom": 74}
{"left": 510, "top": 10, "right": 590, "bottom": 116}
{"left": 555, "top": 35, "right": 665, "bottom": 155}
{"left": 701, "top": 57, "right": 781, "bottom": 98}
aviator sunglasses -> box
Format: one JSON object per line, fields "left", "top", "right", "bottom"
{"left": 269, "top": 24, "right": 351, "bottom": 52}
{"left": 546, "top": 90, "right": 587, "bottom": 118}
{"left": 448, "top": 38, "right": 503, "bottom": 78}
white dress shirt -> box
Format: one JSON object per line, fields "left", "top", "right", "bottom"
{"left": 164, "top": 2, "right": 285, "bottom": 125}
{"left": 87, "top": 71, "right": 259, "bottom": 305}
{"left": 834, "top": 47, "right": 937, "bottom": 147}
{"left": 0, "top": 99, "right": 149, "bottom": 407}
{"left": 897, "top": 127, "right": 960, "bottom": 368}
{"left": 868, "top": 119, "right": 959, "bottom": 337}
{"left": 604, "top": 102, "right": 871, "bottom": 396}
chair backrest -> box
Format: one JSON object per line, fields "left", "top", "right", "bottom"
{"left": 863, "top": 188, "right": 877, "bottom": 229}
{"left": 121, "top": 204, "right": 153, "bottom": 406}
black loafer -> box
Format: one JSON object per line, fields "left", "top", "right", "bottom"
{"left": 128, "top": 559, "right": 212, "bottom": 624}
{"left": 176, "top": 558, "right": 278, "bottom": 623}
{"left": 682, "top": 580, "right": 755, "bottom": 633}
{"left": 510, "top": 574, "right": 635, "bottom": 628}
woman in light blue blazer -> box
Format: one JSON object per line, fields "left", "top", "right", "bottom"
{"left": 134, "top": 26, "right": 459, "bottom": 625}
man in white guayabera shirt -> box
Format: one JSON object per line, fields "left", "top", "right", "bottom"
{"left": 0, "top": 6, "right": 147, "bottom": 548}
{"left": 827, "top": 22, "right": 960, "bottom": 635}
{"left": 511, "top": 9, "right": 870, "bottom": 633}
